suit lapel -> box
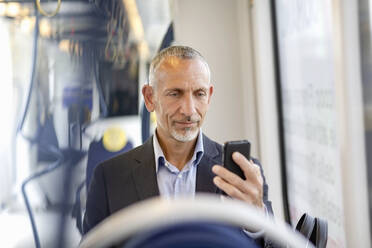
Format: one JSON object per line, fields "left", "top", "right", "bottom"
{"left": 196, "top": 135, "right": 222, "bottom": 193}
{"left": 131, "top": 134, "right": 222, "bottom": 197}
{"left": 132, "top": 137, "right": 160, "bottom": 200}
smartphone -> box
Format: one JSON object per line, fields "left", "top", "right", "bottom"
{"left": 223, "top": 140, "right": 251, "bottom": 180}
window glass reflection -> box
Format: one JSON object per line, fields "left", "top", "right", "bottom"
{"left": 0, "top": 1, "right": 171, "bottom": 246}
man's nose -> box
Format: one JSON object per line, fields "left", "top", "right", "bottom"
{"left": 180, "top": 94, "right": 196, "bottom": 116}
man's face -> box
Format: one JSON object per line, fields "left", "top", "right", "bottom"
{"left": 146, "top": 57, "right": 213, "bottom": 143}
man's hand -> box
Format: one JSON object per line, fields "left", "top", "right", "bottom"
{"left": 212, "top": 152, "right": 264, "bottom": 210}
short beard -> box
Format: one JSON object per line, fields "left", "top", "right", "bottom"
{"left": 170, "top": 127, "right": 199, "bottom": 142}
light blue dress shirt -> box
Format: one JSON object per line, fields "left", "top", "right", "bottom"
{"left": 153, "top": 130, "right": 204, "bottom": 199}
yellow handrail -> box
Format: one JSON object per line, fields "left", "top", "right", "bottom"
{"left": 36, "top": 0, "right": 61, "bottom": 17}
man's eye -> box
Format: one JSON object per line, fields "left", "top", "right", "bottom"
{"left": 168, "top": 92, "right": 179, "bottom": 97}
{"left": 197, "top": 91, "right": 206, "bottom": 97}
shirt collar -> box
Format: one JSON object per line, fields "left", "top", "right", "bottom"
{"left": 153, "top": 129, "right": 204, "bottom": 173}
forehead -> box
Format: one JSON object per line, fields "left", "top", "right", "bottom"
{"left": 154, "top": 57, "right": 210, "bottom": 89}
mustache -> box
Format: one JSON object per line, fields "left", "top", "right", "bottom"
{"left": 175, "top": 116, "right": 200, "bottom": 122}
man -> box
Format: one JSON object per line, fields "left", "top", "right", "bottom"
{"left": 83, "top": 46, "right": 273, "bottom": 245}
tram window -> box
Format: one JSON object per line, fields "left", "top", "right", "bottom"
{"left": 0, "top": 0, "right": 172, "bottom": 246}
{"left": 358, "top": 0, "right": 372, "bottom": 239}
{"left": 273, "top": 1, "right": 346, "bottom": 247}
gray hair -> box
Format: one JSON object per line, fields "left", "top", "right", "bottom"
{"left": 148, "top": 45, "right": 211, "bottom": 87}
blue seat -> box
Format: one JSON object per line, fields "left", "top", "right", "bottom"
{"left": 79, "top": 196, "right": 312, "bottom": 248}
{"left": 85, "top": 137, "right": 133, "bottom": 189}
{"left": 124, "top": 221, "right": 259, "bottom": 248}
{"left": 73, "top": 135, "right": 133, "bottom": 234}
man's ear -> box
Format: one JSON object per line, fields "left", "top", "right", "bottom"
{"left": 207, "top": 84, "right": 214, "bottom": 105}
{"left": 142, "top": 84, "right": 155, "bottom": 112}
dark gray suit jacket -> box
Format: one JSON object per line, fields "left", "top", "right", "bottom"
{"left": 83, "top": 134, "right": 273, "bottom": 238}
